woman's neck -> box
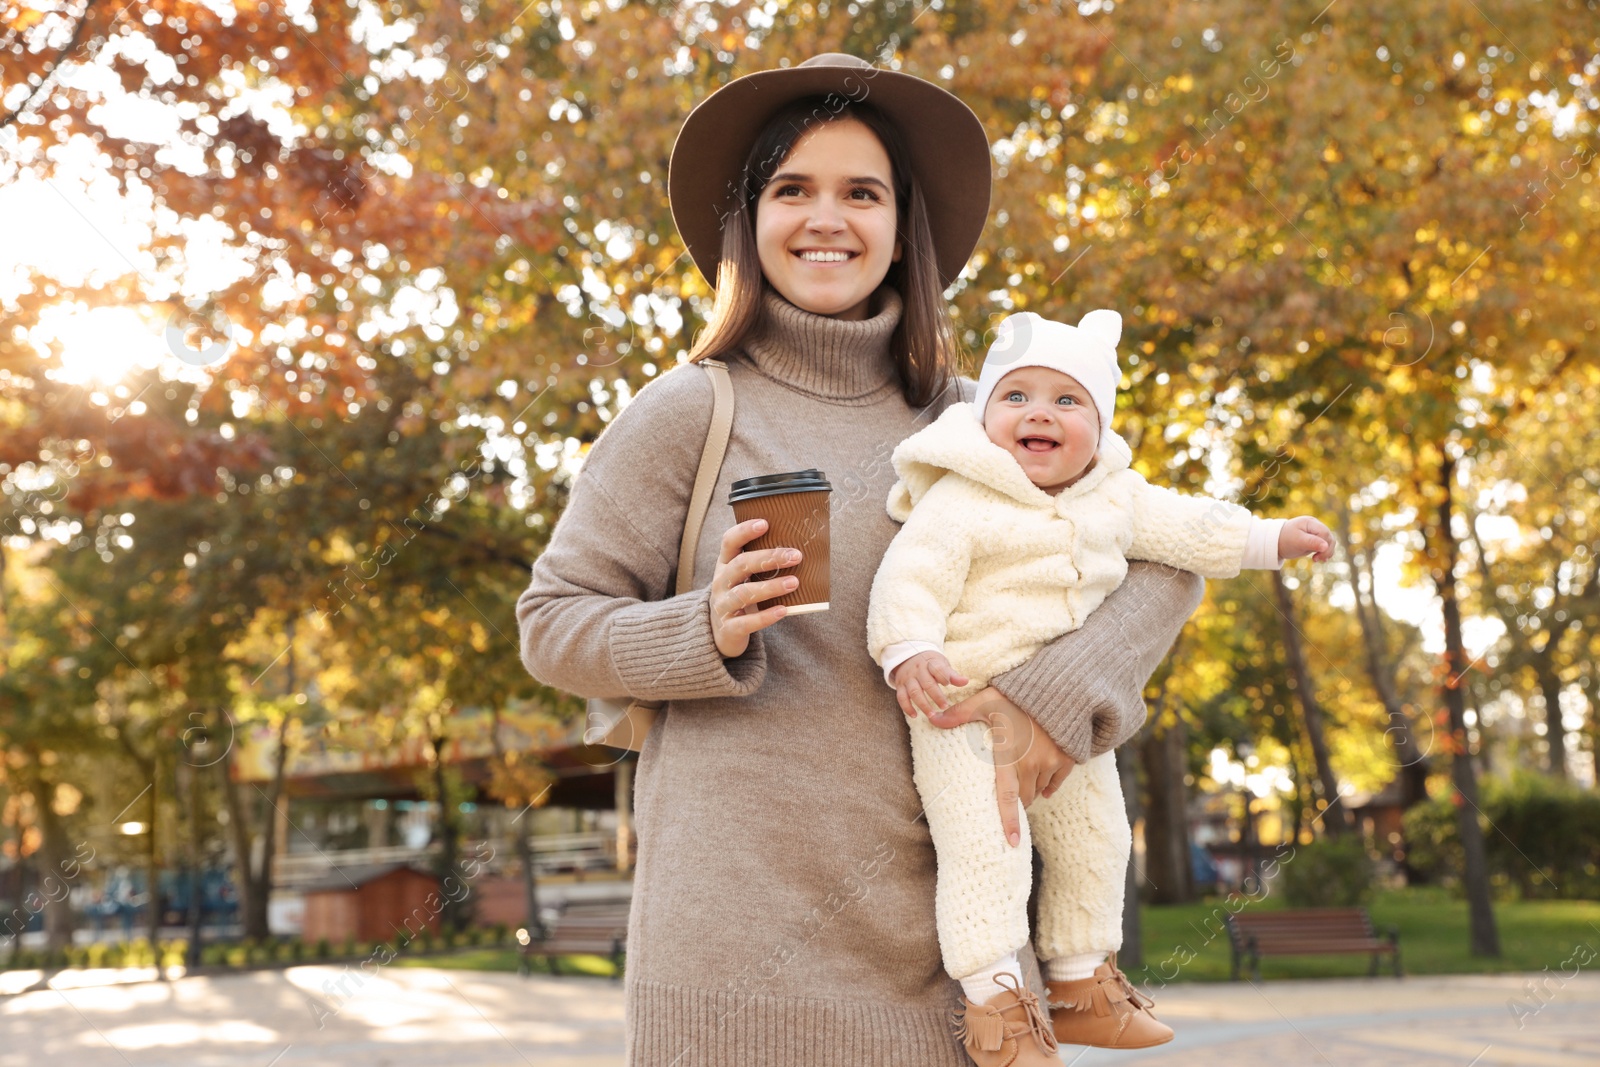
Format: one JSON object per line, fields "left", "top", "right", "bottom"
{"left": 739, "top": 286, "right": 903, "bottom": 401}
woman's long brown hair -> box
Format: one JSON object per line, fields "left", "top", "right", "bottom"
{"left": 686, "top": 98, "right": 960, "bottom": 409}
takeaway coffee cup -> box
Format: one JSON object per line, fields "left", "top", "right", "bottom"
{"left": 729, "top": 469, "right": 832, "bottom": 614}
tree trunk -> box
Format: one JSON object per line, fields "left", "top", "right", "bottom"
{"left": 488, "top": 706, "right": 544, "bottom": 937}
{"left": 224, "top": 621, "right": 300, "bottom": 941}
{"left": 429, "top": 734, "right": 466, "bottom": 932}
{"left": 1338, "top": 507, "right": 1432, "bottom": 808}
{"left": 511, "top": 818, "right": 542, "bottom": 937}
{"left": 1580, "top": 668, "right": 1600, "bottom": 788}
{"left": 1536, "top": 663, "right": 1569, "bottom": 780}
{"left": 1461, "top": 504, "right": 1596, "bottom": 783}
{"left": 253, "top": 704, "right": 293, "bottom": 932}
{"left": 183, "top": 763, "right": 205, "bottom": 966}
{"left": 219, "top": 751, "right": 261, "bottom": 938}
{"left": 1138, "top": 709, "right": 1194, "bottom": 904}
{"left": 1431, "top": 455, "right": 1501, "bottom": 957}
{"left": 1271, "top": 571, "right": 1352, "bottom": 836}
{"left": 146, "top": 753, "right": 162, "bottom": 949}
{"left": 35, "top": 779, "right": 75, "bottom": 953}
{"left": 4, "top": 859, "right": 21, "bottom": 965}
{"left": 1287, "top": 749, "right": 1308, "bottom": 845}
{"left": 108, "top": 728, "right": 162, "bottom": 950}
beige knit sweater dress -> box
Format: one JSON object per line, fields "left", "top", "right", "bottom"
{"left": 515, "top": 288, "right": 1204, "bottom": 1066}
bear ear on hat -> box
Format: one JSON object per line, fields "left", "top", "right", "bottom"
{"left": 1078, "top": 309, "right": 1122, "bottom": 353}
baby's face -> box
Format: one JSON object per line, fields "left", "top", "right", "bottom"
{"left": 982, "top": 366, "right": 1100, "bottom": 494}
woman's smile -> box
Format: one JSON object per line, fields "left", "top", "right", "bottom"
{"left": 793, "top": 248, "right": 859, "bottom": 264}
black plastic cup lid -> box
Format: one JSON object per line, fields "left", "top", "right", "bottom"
{"left": 729, "top": 469, "right": 831, "bottom": 504}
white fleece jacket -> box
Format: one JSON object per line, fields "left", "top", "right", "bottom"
{"left": 867, "top": 402, "right": 1282, "bottom": 694}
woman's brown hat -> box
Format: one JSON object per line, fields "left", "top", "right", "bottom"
{"left": 668, "top": 53, "right": 992, "bottom": 289}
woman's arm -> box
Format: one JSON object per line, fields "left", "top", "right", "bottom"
{"left": 515, "top": 366, "right": 767, "bottom": 702}
{"left": 986, "top": 561, "right": 1205, "bottom": 762}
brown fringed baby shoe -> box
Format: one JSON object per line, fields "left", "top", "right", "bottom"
{"left": 952, "top": 972, "right": 1062, "bottom": 1066}
{"left": 1045, "top": 952, "right": 1173, "bottom": 1049}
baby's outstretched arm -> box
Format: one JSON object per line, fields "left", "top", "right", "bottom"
{"left": 890, "top": 650, "right": 970, "bottom": 720}
{"left": 1278, "top": 516, "right": 1334, "bottom": 562}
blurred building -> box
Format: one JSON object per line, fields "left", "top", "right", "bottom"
{"left": 231, "top": 707, "right": 635, "bottom": 935}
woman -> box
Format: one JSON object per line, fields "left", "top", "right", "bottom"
{"left": 516, "top": 53, "right": 1202, "bottom": 1066}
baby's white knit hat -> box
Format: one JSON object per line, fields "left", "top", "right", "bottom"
{"left": 972, "top": 309, "right": 1124, "bottom": 453}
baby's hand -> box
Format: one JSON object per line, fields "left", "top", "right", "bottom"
{"left": 891, "top": 651, "right": 970, "bottom": 720}
{"left": 1279, "top": 516, "right": 1334, "bottom": 562}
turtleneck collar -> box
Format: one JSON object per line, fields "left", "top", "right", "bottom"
{"left": 739, "top": 286, "right": 903, "bottom": 402}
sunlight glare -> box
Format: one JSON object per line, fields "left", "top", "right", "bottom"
{"left": 31, "top": 304, "right": 169, "bottom": 385}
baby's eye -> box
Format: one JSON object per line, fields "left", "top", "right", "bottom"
{"left": 1005, "top": 390, "right": 1026, "bottom": 403}
{"left": 1057, "top": 395, "right": 1079, "bottom": 406}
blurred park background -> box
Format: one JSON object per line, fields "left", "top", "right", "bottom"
{"left": 0, "top": 0, "right": 1597, "bottom": 1003}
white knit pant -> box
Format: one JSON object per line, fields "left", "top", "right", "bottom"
{"left": 908, "top": 713, "right": 1131, "bottom": 979}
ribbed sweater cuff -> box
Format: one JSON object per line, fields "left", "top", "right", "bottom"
{"left": 990, "top": 666, "right": 1104, "bottom": 764}
{"left": 609, "top": 586, "right": 766, "bottom": 701}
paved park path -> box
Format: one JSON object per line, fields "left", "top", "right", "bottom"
{"left": 2, "top": 966, "right": 1596, "bottom": 1065}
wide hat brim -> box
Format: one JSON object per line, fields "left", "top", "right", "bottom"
{"left": 668, "top": 53, "right": 992, "bottom": 290}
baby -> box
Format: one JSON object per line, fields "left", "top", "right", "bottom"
{"left": 866, "top": 310, "right": 1330, "bottom": 1064}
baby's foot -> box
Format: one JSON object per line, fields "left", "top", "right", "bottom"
{"left": 1045, "top": 953, "right": 1174, "bottom": 1049}
{"left": 952, "top": 972, "right": 1061, "bottom": 1066}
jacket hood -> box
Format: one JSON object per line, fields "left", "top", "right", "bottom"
{"left": 887, "top": 402, "right": 1133, "bottom": 520}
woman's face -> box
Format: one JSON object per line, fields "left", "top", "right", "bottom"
{"left": 754, "top": 119, "right": 902, "bottom": 321}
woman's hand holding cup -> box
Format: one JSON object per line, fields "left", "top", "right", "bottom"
{"left": 710, "top": 518, "right": 801, "bottom": 658}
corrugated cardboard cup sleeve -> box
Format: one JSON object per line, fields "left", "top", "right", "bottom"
{"left": 731, "top": 489, "right": 831, "bottom": 612}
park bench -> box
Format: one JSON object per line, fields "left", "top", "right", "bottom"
{"left": 1224, "top": 907, "right": 1401, "bottom": 981}
{"left": 518, "top": 900, "right": 630, "bottom": 980}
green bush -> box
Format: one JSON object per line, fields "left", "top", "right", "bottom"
{"left": 1278, "top": 836, "right": 1375, "bottom": 907}
{"left": 491, "top": 922, "right": 508, "bottom": 946}
{"left": 314, "top": 938, "right": 331, "bottom": 960}
{"left": 1403, "top": 794, "right": 1462, "bottom": 886}
{"left": 1402, "top": 771, "right": 1600, "bottom": 900}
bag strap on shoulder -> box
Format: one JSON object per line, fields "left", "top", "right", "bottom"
{"left": 586, "top": 359, "right": 735, "bottom": 750}
{"left": 675, "top": 358, "right": 734, "bottom": 597}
